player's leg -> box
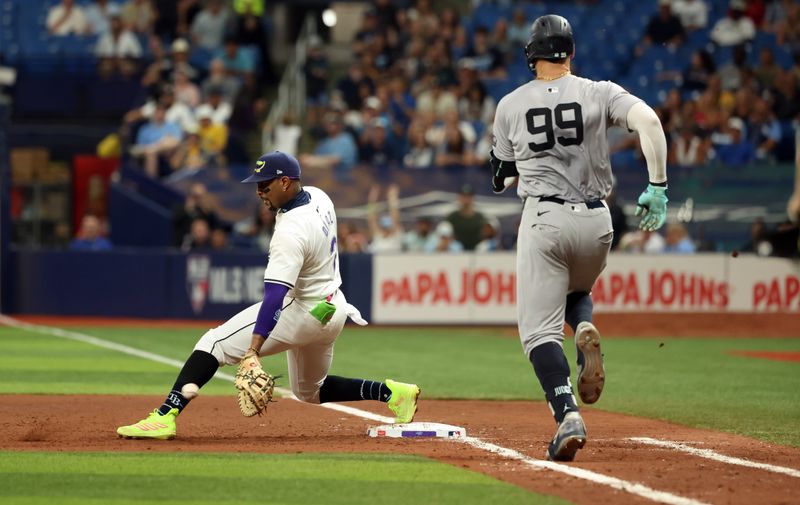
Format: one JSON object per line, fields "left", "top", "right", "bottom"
{"left": 569, "top": 208, "right": 614, "bottom": 405}
{"left": 118, "top": 302, "right": 264, "bottom": 439}
{"left": 286, "top": 293, "right": 420, "bottom": 423}
{"left": 518, "top": 200, "right": 584, "bottom": 460}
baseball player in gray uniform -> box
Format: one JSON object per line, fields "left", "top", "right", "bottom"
{"left": 491, "top": 15, "right": 668, "bottom": 461}
{"left": 118, "top": 151, "right": 420, "bottom": 439}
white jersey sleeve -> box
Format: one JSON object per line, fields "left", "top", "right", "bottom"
{"left": 492, "top": 101, "right": 516, "bottom": 162}
{"left": 263, "top": 225, "right": 304, "bottom": 289}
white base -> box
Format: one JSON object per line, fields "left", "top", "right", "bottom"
{"left": 367, "top": 422, "right": 466, "bottom": 439}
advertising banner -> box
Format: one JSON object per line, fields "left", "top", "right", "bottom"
{"left": 373, "top": 253, "right": 800, "bottom": 323}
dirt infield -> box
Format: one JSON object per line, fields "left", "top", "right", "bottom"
{"left": 2, "top": 394, "right": 799, "bottom": 505}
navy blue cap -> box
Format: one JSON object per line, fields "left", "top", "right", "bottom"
{"left": 241, "top": 151, "right": 301, "bottom": 183}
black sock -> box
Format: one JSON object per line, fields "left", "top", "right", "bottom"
{"left": 158, "top": 350, "right": 220, "bottom": 415}
{"left": 529, "top": 342, "right": 579, "bottom": 424}
{"left": 319, "top": 375, "right": 390, "bottom": 403}
{"left": 565, "top": 291, "right": 593, "bottom": 368}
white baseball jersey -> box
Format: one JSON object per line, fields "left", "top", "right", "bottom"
{"left": 493, "top": 75, "right": 641, "bottom": 202}
{"left": 264, "top": 186, "right": 341, "bottom": 300}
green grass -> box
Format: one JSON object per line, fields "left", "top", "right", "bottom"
{"left": 0, "top": 452, "right": 564, "bottom": 505}
{"left": 1, "top": 324, "right": 799, "bottom": 446}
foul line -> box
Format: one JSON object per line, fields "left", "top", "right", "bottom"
{"left": 630, "top": 437, "right": 800, "bottom": 479}
{"left": 1, "top": 315, "right": 706, "bottom": 505}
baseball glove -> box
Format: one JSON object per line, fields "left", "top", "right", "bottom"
{"left": 234, "top": 348, "right": 276, "bottom": 417}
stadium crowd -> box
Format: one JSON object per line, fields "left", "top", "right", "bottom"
{"left": 14, "top": 0, "right": 799, "bottom": 256}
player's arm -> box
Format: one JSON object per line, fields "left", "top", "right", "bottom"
{"left": 247, "top": 282, "right": 290, "bottom": 353}
{"left": 247, "top": 231, "right": 304, "bottom": 354}
{"left": 626, "top": 102, "right": 668, "bottom": 231}
{"left": 489, "top": 100, "right": 518, "bottom": 194}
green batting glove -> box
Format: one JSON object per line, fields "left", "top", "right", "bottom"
{"left": 634, "top": 184, "right": 668, "bottom": 231}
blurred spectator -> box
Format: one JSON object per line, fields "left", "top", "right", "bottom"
{"left": 464, "top": 26, "right": 506, "bottom": 79}
{"left": 191, "top": 0, "right": 230, "bottom": 50}
{"left": 739, "top": 217, "right": 771, "bottom": 254}
{"left": 69, "top": 215, "right": 112, "bottom": 251}
{"left": 47, "top": 0, "right": 88, "bottom": 36}
{"left": 710, "top": 116, "right": 755, "bottom": 166}
{"left": 772, "top": 70, "right": 800, "bottom": 121}
{"left": 681, "top": 49, "right": 716, "bottom": 92}
{"left": 425, "top": 221, "right": 464, "bottom": 253}
{"left": 233, "top": 0, "right": 263, "bottom": 16}
{"left": 173, "top": 68, "right": 201, "bottom": 108}
{"left": 128, "top": 84, "right": 196, "bottom": 133}
{"left": 200, "top": 86, "right": 232, "bottom": 124}
{"left": 671, "top": 0, "right": 708, "bottom": 31}
{"left": 717, "top": 44, "right": 748, "bottom": 91}
{"left": 85, "top": 0, "right": 120, "bottom": 35}
{"left": 373, "top": 0, "right": 398, "bottom": 31}
{"left": 429, "top": 110, "right": 476, "bottom": 169}
{"left": 747, "top": 97, "right": 782, "bottom": 161}
{"left": 388, "top": 75, "right": 415, "bottom": 132}
{"left": 360, "top": 117, "right": 401, "bottom": 170}
{"left": 299, "top": 113, "right": 358, "bottom": 181}
{"left": 403, "top": 119, "right": 435, "bottom": 169}
{"left": 232, "top": 203, "right": 275, "bottom": 252}
{"left": 169, "top": 124, "right": 206, "bottom": 171}
{"left": 446, "top": 184, "right": 486, "bottom": 251}
{"left": 353, "top": 8, "right": 380, "bottom": 58}
{"left": 304, "top": 36, "right": 329, "bottom": 125}
{"left": 130, "top": 103, "right": 183, "bottom": 177}
{"left": 172, "top": 182, "right": 220, "bottom": 247}
{"left": 641, "top": 0, "right": 685, "bottom": 50}
{"left": 202, "top": 58, "right": 241, "bottom": 104}
{"left": 337, "top": 64, "right": 374, "bottom": 111}
{"left": 234, "top": 5, "right": 271, "bottom": 84}
{"left": 776, "top": 3, "right": 800, "bottom": 51}
{"left": 507, "top": 8, "right": 530, "bottom": 46}
{"left": 168, "top": 38, "right": 199, "bottom": 81}
{"left": 403, "top": 216, "right": 434, "bottom": 252}
{"left": 182, "top": 217, "right": 214, "bottom": 251}
{"left": 416, "top": 74, "right": 458, "bottom": 116}
{"left": 475, "top": 217, "right": 501, "bottom": 252}
{"left": 176, "top": 0, "right": 202, "bottom": 38}
{"left": 195, "top": 105, "right": 228, "bottom": 163}
{"left": 95, "top": 10, "right": 142, "bottom": 78}
{"left": 664, "top": 223, "right": 696, "bottom": 253}
{"left": 711, "top": 0, "right": 756, "bottom": 47}
{"left": 338, "top": 221, "right": 369, "bottom": 253}
{"left": 216, "top": 37, "right": 256, "bottom": 88}
{"left": 753, "top": 47, "right": 781, "bottom": 90}
{"left": 120, "top": 0, "right": 155, "bottom": 35}
{"left": 210, "top": 226, "right": 230, "bottom": 251}
{"left": 264, "top": 113, "right": 301, "bottom": 157}
{"left": 367, "top": 184, "right": 404, "bottom": 253}
{"left": 670, "top": 124, "right": 709, "bottom": 166}
{"left": 764, "top": 0, "right": 792, "bottom": 33}
{"left": 619, "top": 230, "right": 666, "bottom": 253}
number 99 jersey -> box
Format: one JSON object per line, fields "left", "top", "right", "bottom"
{"left": 492, "top": 75, "right": 641, "bottom": 202}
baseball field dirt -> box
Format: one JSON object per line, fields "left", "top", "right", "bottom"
{"left": 2, "top": 313, "right": 799, "bottom": 504}
{"left": 2, "top": 394, "right": 799, "bottom": 505}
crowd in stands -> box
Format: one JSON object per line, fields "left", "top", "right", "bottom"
{"left": 27, "top": 0, "right": 799, "bottom": 256}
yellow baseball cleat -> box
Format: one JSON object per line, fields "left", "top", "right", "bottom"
{"left": 385, "top": 379, "right": 421, "bottom": 424}
{"left": 117, "top": 408, "right": 178, "bottom": 440}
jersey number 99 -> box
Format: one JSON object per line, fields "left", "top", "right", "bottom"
{"left": 525, "top": 102, "right": 584, "bottom": 152}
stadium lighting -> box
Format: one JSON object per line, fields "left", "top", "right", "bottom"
{"left": 322, "top": 8, "right": 337, "bottom": 27}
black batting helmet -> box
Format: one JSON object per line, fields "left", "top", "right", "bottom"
{"left": 524, "top": 15, "right": 575, "bottom": 73}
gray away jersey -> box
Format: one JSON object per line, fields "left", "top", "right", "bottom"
{"left": 492, "top": 75, "right": 642, "bottom": 202}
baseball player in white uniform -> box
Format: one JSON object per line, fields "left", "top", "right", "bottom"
{"left": 490, "top": 15, "right": 668, "bottom": 461}
{"left": 118, "top": 151, "right": 421, "bottom": 439}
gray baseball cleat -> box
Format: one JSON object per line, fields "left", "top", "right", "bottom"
{"left": 575, "top": 322, "right": 605, "bottom": 404}
{"left": 546, "top": 411, "right": 587, "bottom": 461}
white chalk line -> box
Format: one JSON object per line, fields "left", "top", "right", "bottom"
{"left": 629, "top": 437, "right": 800, "bottom": 479}
{"left": 0, "top": 315, "right": 705, "bottom": 505}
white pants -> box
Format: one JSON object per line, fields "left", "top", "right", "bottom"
{"left": 194, "top": 290, "right": 349, "bottom": 403}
